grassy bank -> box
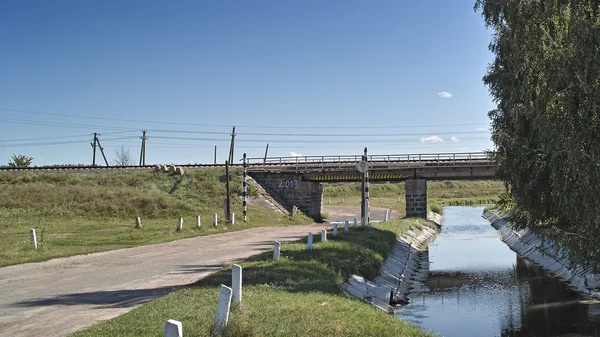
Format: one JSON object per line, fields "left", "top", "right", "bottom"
{"left": 0, "top": 170, "right": 312, "bottom": 267}
{"left": 73, "top": 220, "right": 436, "bottom": 337}
{"left": 323, "top": 180, "right": 503, "bottom": 214}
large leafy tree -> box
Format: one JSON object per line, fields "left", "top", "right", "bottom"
{"left": 476, "top": 0, "right": 600, "bottom": 269}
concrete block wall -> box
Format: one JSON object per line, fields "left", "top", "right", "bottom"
{"left": 249, "top": 172, "right": 323, "bottom": 220}
{"left": 405, "top": 179, "right": 427, "bottom": 218}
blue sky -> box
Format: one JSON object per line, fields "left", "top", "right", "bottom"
{"left": 0, "top": 1, "right": 495, "bottom": 166}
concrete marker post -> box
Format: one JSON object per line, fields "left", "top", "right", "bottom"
{"left": 30, "top": 228, "right": 37, "bottom": 249}
{"left": 176, "top": 217, "right": 183, "bottom": 231}
{"left": 273, "top": 241, "right": 281, "bottom": 260}
{"left": 333, "top": 223, "right": 338, "bottom": 237}
{"left": 231, "top": 213, "right": 235, "bottom": 225}
{"left": 353, "top": 217, "right": 358, "bottom": 228}
{"left": 164, "top": 319, "right": 183, "bottom": 337}
{"left": 135, "top": 217, "right": 142, "bottom": 229}
{"left": 342, "top": 197, "right": 345, "bottom": 203}
{"left": 389, "top": 207, "right": 393, "bottom": 218}
{"left": 307, "top": 233, "right": 313, "bottom": 251}
{"left": 196, "top": 215, "right": 201, "bottom": 228}
{"left": 328, "top": 197, "right": 331, "bottom": 204}
{"left": 232, "top": 264, "right": 242, "bottom": 305}
{"left": 292, "top": 206, "right": 298, "bottom": 218}
{"left": 384, "top": 210, "right": 389, "bottom": 222}
{"left": 213, "top": 285, "right": 233, "bottom": 335}
{"left": 397, "top": 196, "right": 401, "bottom": 203}
{"left": 213, "top": 213, "right": 218, "bottom": 227}
{"left": 344, "top": 220, "right": 349, "bottom": 233}
{"left": 321, "top": 229, "right": 327, "bottom": 242}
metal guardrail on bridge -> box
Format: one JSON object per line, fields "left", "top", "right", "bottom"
{"left": 246, "top": 152, "right": 494, "bottom": 172}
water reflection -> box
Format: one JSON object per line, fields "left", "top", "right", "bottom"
{"left": 395, "top": 206, "right": 600, "bottom": 337}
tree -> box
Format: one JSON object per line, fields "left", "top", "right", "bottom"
{"left": 113, "top": 145, "right": 134, "bottom": 166}
{"left": 475, "top": 0, "right": 600, "bottom": 269}
{"left": 8, "top": 154, "right": 34, "bottom": 168}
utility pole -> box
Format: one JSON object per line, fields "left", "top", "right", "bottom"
{"left": 225, "top": 160, "right": 231, "bottom": 222}
{"left": 228, "top": 126, "right": 236, "bottom": 164}
{"left": 139, "top": 130, "right": 147, "bottom": 166}
{"left": 214, "top": 145, "right": 217, "bottom": 164}
{"left": 96, "top": 137, "right": 110, "bottom": 166}
{"left": 91, "top": 133, "right": 98, "bottom": 166}
{"left": 263, "top": 143, "right": 269, "bottom": 163}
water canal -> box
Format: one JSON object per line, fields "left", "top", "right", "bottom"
{"left": 396, "top": 206, "right": 600, "bottom": 337}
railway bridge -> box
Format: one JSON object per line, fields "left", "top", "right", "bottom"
{"left": 247, "top": 152, "right": 496, "bottom": 220}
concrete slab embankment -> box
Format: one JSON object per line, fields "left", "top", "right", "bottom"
{"left": 484, "top": 210, "right": 600, "bottom": 300}
{"left": 344, "top": 218, "right": 440, "bottom": 312}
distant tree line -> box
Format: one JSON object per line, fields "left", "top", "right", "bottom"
{"left": 476, "top": 0, "right": 600, "bottom": 269}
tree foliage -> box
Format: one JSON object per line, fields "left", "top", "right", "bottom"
{"left": 476, "top": 0, "right": 600, "bottom": 269}
{"left": 8, "top": 154, "right": 34, "bottom": 168}
{"left": 113, "top": 145, "right": 134, "bottom": 166}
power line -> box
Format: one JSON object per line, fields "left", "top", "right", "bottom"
{"left": 0, "top": 107, "right": 490, "bottom": 129}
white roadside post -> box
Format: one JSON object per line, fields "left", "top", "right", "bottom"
{"left": 321, "top": 229, "right": 327, "bottom": 242}
{"left": 273, "top": 241, "right": 281, "bottom": 260}
{"left": 231, "top": 213, "right": 235, "bottom": 225}
{"left": 333, "top": 223, "right": 338, "bottom": 237}
{"left": 196, "top": 215, "right": 201, "bottom": 228}
{"left": 307, "top": 233, "right": 313, "bottom": 251}
{"left": 383, "top": 210, "right": 389, "bottom": 222}
{"left": 344, "top": 220, "right": 349, "bottom": 233}
{"left": 213, "top": 285, "right": 233, "bottom": 335}
{"left": 213, "top": 213, "right": 218, "bottom": 227}
{"left": 328, "top": 197, "right": 331, "bottom": 204}
{"left": 164, "top": 319, "right": 183, "bottom": 337}
{"left": 135, "top": 217, "right": 142, "bottom": 229}
{"left": 232, "top": 264, "right": 242, "bottom": 305}
{"left": 177, "top": 217, "right": 183, "bottom": 231}
{"left": 292, "top": 206, "right": 298, "bottom": 218}
{"left": 397, "top": 196, "right": 401, "bottom": 203}
{"left": 389, "top": 207, "right": 393, "bottom": 218}
{"left": 342, "top": 197, "right": 345, "bottom": 203}
{"left": 30, "top": 229, "right": 37, "bottom": 249}
{"left": 353, "top": 217, "right": 358, "bottom": 228}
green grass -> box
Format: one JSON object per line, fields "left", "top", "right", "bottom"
{"left": 73, "top": 220, "right": 436, "bottom": 337}
{"left": 0, "top": 169, "right": 312, "bottom": 267}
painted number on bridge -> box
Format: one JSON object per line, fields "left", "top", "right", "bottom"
{"left": 278, "top": 179, "right": 299, "bottom": 189}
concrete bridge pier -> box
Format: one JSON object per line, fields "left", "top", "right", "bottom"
{"left": 405, "top": 179, "right": 427, "bottom": 218}
{"left": 249, "top": 172, "right": 323, "bottom": 220}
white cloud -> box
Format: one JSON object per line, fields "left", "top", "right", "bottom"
{"left": 290, "top": 152, "right": 303, "bottom": 157}
{"left": 420, "top": 136, "right": 444, "bottom": 143}
{"left": 450, "top": 136, "right": 460, "bottom": 142}
{"left": 438, "top": 92, "right": 453, "bottom": 99}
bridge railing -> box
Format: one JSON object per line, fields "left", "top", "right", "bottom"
{"left": 246, "top": 152, "right": 493, "bottom": 171}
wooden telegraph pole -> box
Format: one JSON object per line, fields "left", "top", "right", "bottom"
{"left": 91, "top": 133, "right": 98, "bottom": 166}
{"left": 263, "top": 143, "right": 269, "bottom": 163}
{"left": 228, "top": 126, "right": 236, "bottom": 164}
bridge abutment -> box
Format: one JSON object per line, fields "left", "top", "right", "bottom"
{"left": 405, "top": 179, "right": 427, "bottom": 218}
{"left": 249, "top": 173, "right": 323, "bottom": 220}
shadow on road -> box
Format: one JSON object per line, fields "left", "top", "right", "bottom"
{"left": 11, "top": 285, "right": 180, "bottom": 309}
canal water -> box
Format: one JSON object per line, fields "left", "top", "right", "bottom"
{"left": 396, "top": 206, "right": 600, "bottom": 337}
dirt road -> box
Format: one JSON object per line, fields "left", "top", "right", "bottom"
{"left": 0, "top": 206, "right": 392, "bottom": 337}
